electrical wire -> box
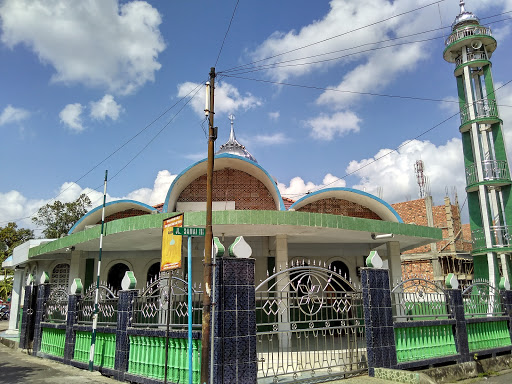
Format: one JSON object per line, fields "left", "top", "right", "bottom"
{"left": 219, "top": 16, "right": 511, "bottom": 77}
{"left": 219, "top": 0, "right": 448, "bottom": 74}
{"left": 0, "top": 81, "right": 206, "bottom": 226}
{"left": 279, "top": 79, "right": 512, "bottom": 197}
{"left": 215, "top": 0, "right": 241, "bottom": 67}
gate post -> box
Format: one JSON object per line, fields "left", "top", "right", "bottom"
{"left": 19, "top": 277, "right": 35, "bottom": 350}
{"left": 499, "top": 277, "right": 512, "bottom": 343}
{"left": 64, "top": 279, "right": 83, "bottom": 364}
{"left": 213, "top": 250, "right": 256, "bottom": 384}
{"left": 32, "top": 272, "right": 51, "bottom": 355}
{"left": 114, "top": 271, "right": 138, "bottom": 381}
{"left": 361, "top": 251, "right": 397, "bottom": 376}
{"left": 445, "top": 275, "right": 471, "bottom": 363}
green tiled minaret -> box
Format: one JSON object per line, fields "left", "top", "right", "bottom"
{"left": 443, "top": 1, "right": 512, "bottom": 286}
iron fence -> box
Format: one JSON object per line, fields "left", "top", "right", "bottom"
{"left": 391, "top": 278, "right": 450, "bottom": 321}
{"left": 132, "top": 271, "right": 203, "bottom": 329}
{"left": 256, "top": 263, "right": 367, "bottom": 383}
{"left": 76, "top": 283, "right": 119, "bottom": 326}
{"left": 462, "top": 280, "right": 505, "bottom": 318}
{"left": 43, "top": 285, "right": 69, "bottom": 323}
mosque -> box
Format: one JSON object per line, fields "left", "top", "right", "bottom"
{"left": 4, "top": 115, "right": 441, "bottom": 333}
{"left": 5, "top": 0, "right": 512, "bottom": 338}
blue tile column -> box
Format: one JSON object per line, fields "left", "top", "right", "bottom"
{"left": 64, "top": 294, "right": 81, "bottom": 363}
{"left": 213, "top": 257, "right": 257, "bottom": 384}
{"left": 32, "top": 283, "right": 51, "bottom": 355}
{"left": 446, "top": 289, "right": 470, "bottom": 362}
{"left": 19, "top": 285, "right": 33, "bottom": 350}
{"left": 500, "top": 290, "right": 512, "bottom": 342}
{"left": 114, "top": 289, "right": 138, "bottom": 381}
{"left": 361, "top": 267, "right": 397, "bottom": 376}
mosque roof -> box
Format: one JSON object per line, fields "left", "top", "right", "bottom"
{"left": 215, "top": 115, "right": 257, "bottom": 163}
{"left": 452, "top": 0, "right": 479, "bottom": 30}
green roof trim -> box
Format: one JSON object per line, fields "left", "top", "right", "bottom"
{"left": 28, "top": 211, "right": 442, "bottom": 258}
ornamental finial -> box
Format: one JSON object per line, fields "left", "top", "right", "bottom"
{"left": 459, "top": 1, "right": 466, "bottom": 14}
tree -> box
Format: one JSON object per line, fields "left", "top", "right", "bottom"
{"left": 0, "top": 223, "right": 34, "bottom": 301}
{"left": 0, "top": 222, "right": 34, "bottom": 264}
{"left": 32, "top": 194, "right": 92, "bottom": 239}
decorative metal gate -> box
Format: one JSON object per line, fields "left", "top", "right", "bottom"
{"left": 256, "top": 262, "right": 367, "bottom": 383}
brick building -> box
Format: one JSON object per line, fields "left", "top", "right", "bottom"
{"left": 392, "top": 195, "right": 473, "bottom": 285}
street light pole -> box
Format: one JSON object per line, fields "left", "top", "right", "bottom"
{"left": 201, "top": 67, "right": 216, "bottom": 384}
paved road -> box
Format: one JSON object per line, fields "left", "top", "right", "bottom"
{"left": 0, "top": 343, "right": 119, "bottom": 384}
{"left": 447, "top": 369, "right": 512, "bottom": 384}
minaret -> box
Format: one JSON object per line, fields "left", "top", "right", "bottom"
{"left": 443, "top": 1, "right": 512, "bottom": 286}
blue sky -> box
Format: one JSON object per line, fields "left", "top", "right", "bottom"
{"left": 1, "top": 0, "right": 512, "bottom": 235}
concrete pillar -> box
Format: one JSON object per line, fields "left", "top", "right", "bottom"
{"left": 68, "top": 251, "right": 82, "bottom": 289}
{"left": 6, "top": 269, "right": 24, "bottom": 334}
{"left": 386, "top": 241, "right": 402, "bottom": 287}
{"left": 274, "top": 235, "right": 291, "bottom": 349}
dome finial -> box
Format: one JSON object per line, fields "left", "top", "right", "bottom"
{"left": 228, "top": 114, "right": 236, "bottom": 141}
{"left": 459, "top": 0, "right": 466, "bottom": 14}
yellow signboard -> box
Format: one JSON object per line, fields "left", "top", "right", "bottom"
{"left": 161, "top": 214, "right": 183, "bottom": 271}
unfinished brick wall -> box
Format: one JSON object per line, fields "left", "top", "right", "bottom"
{"left": 401, "top": 260, "right": 434, "bottom": 281}
{"left": 392, "top": 198, "right": 472, "bottom": 255}
{"left": 296, "top": 198, "right": 382, "bottom": 220}
{"left": 99, "top": 209, "right": 151, "bottom": 224}
{"left": 177, "top": 168, "right": 277, "bottom": 210}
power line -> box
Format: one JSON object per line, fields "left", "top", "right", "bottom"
{"left": 219, "top": 16, "right": 511, "bottom": 76}
{"left": 0, "top": 81, "right": 206, "bottom": 226}
{"left": 219, "top": 0, "right": 448, "bottom": 74}
{"left": 215, "top": 0, "right": 241, "bottom": 67}
{"left": 280, "top": 79, "right": 512, "bottom": 197}
{"left": 219, "top": 73, "right": 512, "bottom": 108}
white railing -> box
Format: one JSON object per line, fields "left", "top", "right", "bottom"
{"left": 465, "top": 160, "right": 510, "bottom": 186}
{"left": 460, "top": 99, "right": 498, "bottom": 125}
{"left": 445, "top": 25, "right": 492, "bottom": 46}
{"left": 455, "top": 51, "right": 488, "bottom": 67}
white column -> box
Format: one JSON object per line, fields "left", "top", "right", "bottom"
{"left": 6, "top": 269, "right": 24, "bottom": 334}
{"left": 68, "top": 250, "right": 82, "bottom": 290}
{"left": 386, "top": 241, "right": 402, "bottom": 287}
{"left": 275, "top": 234, "right": 291, "bottom": 350}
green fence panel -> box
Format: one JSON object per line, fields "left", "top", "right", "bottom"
{"left": 40, "top": 327, "right": 66, "bottom": 358}
{"left": 467, "top": 321, "right": 512, "bottom": 352}
{"left": 72, "top": 331, "right": 116, "bottom": 369}
{"left": 394, "top": 325, "right": 457, "bottom": 363}
{"left": 127, "top": 335, "right": 201, "bottom": 384}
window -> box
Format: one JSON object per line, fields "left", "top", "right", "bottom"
{"left": 51, "top": 263, "right": 70, "bottom": 287}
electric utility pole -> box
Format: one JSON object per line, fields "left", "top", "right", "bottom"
{"left": 201, "top": 67, "right": 216, "bottom": 384}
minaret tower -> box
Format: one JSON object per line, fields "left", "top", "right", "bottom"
{"left": 443, "top": 1, "right": 512, "bottom": 286}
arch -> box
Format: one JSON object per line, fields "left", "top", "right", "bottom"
{"left": 107, "top": 262, "right": 130, "bottom": 292}
{"left": 289, "top": 188, "right": 403, "bottom": 222}
{"left": 163, "top": 154, "right": 285, "bottom": 212}
{"left": 146, "top": 262, "right": 160, "bottom": 285}
{"left": 68, "top": 200, "right": 157, "bottom": 234}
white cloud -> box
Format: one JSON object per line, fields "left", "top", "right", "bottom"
{"left": 305, "top": 111, "right": 361, "bottom": 140}
{"left": 439, "top": 96, "right": 460, "bottom": 115}
{"left": 254, "top": 133, "right": 289, "bottom": 145}
{"left": 268, "top": 111, "right": 280, "bottom": 121}
{"left": 184, "top": 152, "right": 207, "bottom": 162}
{"left": 177, "top": 81, "right": 263, "bottom": 118}
{"left": 277, "top": 173, "right": 346, "bottom": 200}
{"left": 0, "top": 105, "right": 29, "bottom": 126}
{"left": 0, "top": 0, "right": 165, "bottom": 95}
{"left": 0, "top": 170, "right": 178, "bottom": 233}
{"left": 345, "top": 138, "right": 465, "bottom": 204}
{"left": 123, "top": 170, "right": 177, "bottom": 205}
{"left": 90, "top": 94, "right": 122, "bottom": 121}
{"left": 59, "top": 103, "right": 84, "bottom": 132}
